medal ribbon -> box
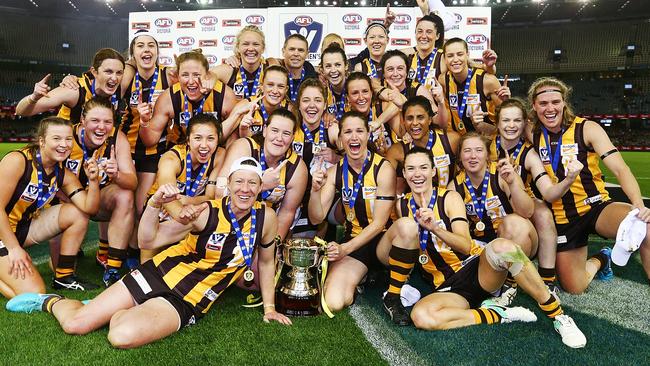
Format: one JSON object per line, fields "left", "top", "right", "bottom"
{"left": 227, "top": 199, "right": 256, "bottom": 268}
{"left": 288, "top": 67, "right": 305, "bottom": 102}
{"left": 464, "top": 170, "right": 490, "bottom": 221}
{"left": 416, "top": 49, "right": 436, "bottom": 85}
{"left": 302, "top": 120, "right": 325, "bottom": 146}
{"left": 542, "top": 126, "right": 564, "bottom": 174}
{"left": 259, "top": 147, "right": 285, "bottom": 200}
{"left": 409, "top": 190, "right": 438, "bottom": 252}
{"left": 185, "top": 149, "right": 208, "bottom": 197}
{"left": 457, "top": 68, "right": 474, "bottom": 121}
{"left": 342, "top": 151, "right": 370, "bottom": 219}
{"left": 134, "top": 67, "right": 159, "bottom": 104}
{"left": 182, "top": 93, "right": 206, "bottom": 128}
{"left": 91, "top": 79, "right": 118, "bottom": 109}
{"left": 35, "top": 150, "right": 59, "bottom": 209}
{"left": 495, "top": 136, "right": 524, "bottom": 162}
{"left": 410, "top": 130, "right": 435, "bottom": 151}
{"left": 239, "top": 65, "right": 262, "bottom": 98}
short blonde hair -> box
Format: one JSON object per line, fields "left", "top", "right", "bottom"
{"left": 235, "top": 25, "right": 266, "bottom": 53}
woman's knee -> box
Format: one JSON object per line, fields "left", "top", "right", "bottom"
{"left": 60, "top": 203, "right": 89, "bottom": 227}
{"left": 411, "top": 304, "right": 441, "bottom": 330}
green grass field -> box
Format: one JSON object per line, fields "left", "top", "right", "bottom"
{"left": 1, "top": 144, "right": 649, "bottom": 365}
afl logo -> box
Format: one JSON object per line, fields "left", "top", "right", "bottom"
{"left": 466, "top": 34, "right": 487, "bottom": 45}
{"left": 159, "top": 56, "right": 173, "bottom": 65}
{"left": 453, "top": 13, "right": 463, "bottom": 24}
{"left": 206, "top": 55, "right": 218, "bottom": 64}
{"left": 154, "top": 18, "right": 172, "bottom": 28}
{"left": 200, "top": 16, "right": 217, "bottom": 26}
{"left": 177, "top": 37, "right": 195, "bottom": 47}
{"left": 393, "top": 14, "right": 411, "bottom": 24}
{"left": 246, "top": 15, "right": 265, "bottom": 25}
{"left": 294, "top": 16, "right": 313, "bottom": 26}
{"left": 342, "top": 13, "right": 362, "bottom": 24}
{"left": 222, "top": 35, "right": 235, "bottom": 45}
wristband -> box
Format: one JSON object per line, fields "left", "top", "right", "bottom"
{"left": 147, "top": 198, "right": 162, "bottom": 209}
{"left": 28, "top": 95, "right": 38, "bottom": 104}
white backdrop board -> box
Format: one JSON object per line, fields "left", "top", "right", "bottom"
{"left": 128, "top": 6, "right": 490, "bottom": 66}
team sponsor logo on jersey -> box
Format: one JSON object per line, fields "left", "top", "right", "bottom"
{"left": 467, "top": 17, "right": 488, "bottom": 25}
{"left": 344, "top": 38, "right": 362, "bottom": 46}
{"left": 21, "top": 183, "right": 39, "bottom": 202}
{"left": 204, "top": 288, "right": 218, "bottom": 301}
{"left": 342, "top": 188, "right": 353, "bottom": 203}
{"left": 199, "top": 39, "right": 218, "bottom": 47}
{"left": 284, "top": 16, "right": 323, "bottom": 54}
{"left": 66, "top": 159, "right": 81, "bottom": 174}
{"left": 465, "top": 203, "right": 476, "bottom": 216}
{"left": 449, "top": 94, "right": 458, "bottom": 108}
{"left": 222, "top": 19, "right": 241, "bottom": 27}
{"left": 391, "top": 38, "right": 410, "bottom": 46}
{"left": 342, "top": 13, "right": 362, "bottom": 30}
{"left": 131, "top": 22, "right": 150, "bottom": 30}
{"left": 177, "top": 21, "right": 195, "bottom": 29}
{"left": 246, "top": 15, "right": 265, "bottom": 25}
{"left": 293, "top": 142, "right": 304, "bottom": 155}
{"left": 159, "top": 41, "right": 173, "bottom": 49}
{"left": 233, "top": 83, "right": 245, "bottom": 96}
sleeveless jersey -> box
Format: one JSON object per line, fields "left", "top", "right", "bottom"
{"left": 444, "top": 68, "right": 496, "bottom": 135}
{"left": 151, "top": 198, "right": 266, "bottom": 315}
{"left": 65, "top": 123, "right": 117, "bottom": 189}
{"left": 532, "top": 117, "right": 610, "bottom": 224}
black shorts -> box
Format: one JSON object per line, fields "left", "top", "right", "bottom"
{"left": 345, "top": 232, "right": 384, "bottom": 269}
{"left": 133, "top": 154, "right": 159, "bottom": 174}
{"left": 555, "top": 200, "right": 612, "bottom": 253}
{"left": 121, "top": 260, "right": 200, "bottom": 328}
{"left": 434, "top": 255, "right": 492, "bottom": 308}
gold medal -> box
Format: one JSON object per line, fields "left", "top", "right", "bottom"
{"left": 419, "top": 254, "right": 429, "bottom": 265}
{"left": 347, "top": 210, "right": 355, "bottom": 222}
{"left": 243, "top": 269, "right": 255, "bottom": 282}
{"left": 476, "top": 221, "right": 486, "bottom": 232}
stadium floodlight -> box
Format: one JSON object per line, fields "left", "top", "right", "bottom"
{"left": 324, "top": 0, "right": 328, "bottom": 4}
{"left": 554, "top": 49, "right": 562, "bottom": 55}
{"left": 315, "top": 0, "right": 320, "bottom": 4}
{"left": 360, "top": 0, "right": 366, "bottom": 5}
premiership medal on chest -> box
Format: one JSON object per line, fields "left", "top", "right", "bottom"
{"left": 347, "top": 210, "right": 355, "bottom": 222}
{"left": 243, "top": 269, "right": 255, "bottom": 282}
{"left": 419, "top": 254, "right": 429, "bottom": 265}
{"left": 476, "top": 221, "right": 486, "bottom": 232}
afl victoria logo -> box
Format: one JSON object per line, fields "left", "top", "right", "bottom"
{"left": 222, "top": 35, "right": 235, "bottom": 45}
{"left": 466, "top": 34, "right": 487, "bottom": 44}
{"left": 154, "top": 18, "right": 172, "bottom": 28}
{"left": 294, "top": 16, "right": 313, "bottom": 26}
{"left": 342, "top": 14, "right": 362, "bottom": 24}
{"left": 200, "top": 16, "right": 218, "bottom": 26}
{"left": 393, "top": 14, "right": 411, "bottom": 24}
{"left": 177, "top": 37, "right": 195, "bottom": 46}
{"left": 246, "top": 15, "right": 265, "bottom": 25}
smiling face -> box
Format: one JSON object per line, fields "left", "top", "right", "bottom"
{"left": 321, "top": 52, "right": 347, "bottom": 87}
{"left": 282, "top": 37, "right": 308, "bottom": 70}
{"left": 299, "top": 86, "right": 326, "bottom": 126}
{"left": 188, "top": 123, "right": 219, "bottom": 164}
{"left": 339, "top": 116, "right": 369, "bottom": 159}
{"left": 81, "top": 106, "right": 113, "bottom": 149}
{"left": 178, "top": 59, "right": 207, "bottom": 101}
{"left": 365, "top": 26, "right": 388, "bottom": 60}
{"left": 237, "top": 31, "right": 265, "bottom": 67}
{"left": 40, "top": 124, "right": 73, "bottom": 164}
{"left": 498, "top": 106, "right": 526, "bottom": 143}
{"left": 415, "top": 20, "right": 438, "bottom": 53}
{"left": 262, "top": 115, "right": 295, "bottom": 158}
{"left": 404, "top": 152, "right": 435, "bottom": 195}
{"left": 444, "top": 41, "right": 469, "bottom": 75}
{"left": 460, "top": 136, "right": 489, "bottom": 174}
{"left": 262, "top": 70, "right": 288, "bottom": 107}
{"left": 92, "top": 58, "right": 124, "bottom": 97}
{"left": 383, "top": 55, "right": 408, "bottom": 90}
{"left": 403, "top": 104, "right": 431, "bottom": 142}
{"left": 346, "top": 79, "right": 372, "bottom": 114}
{"left": 228, "top": 169, "right": 262, "bottom": 212}
{"left": 132, "top": 35, "right": 158, "bottom": 71}
{"left": 532, "top": 86, "right": 566, "bottom": 132}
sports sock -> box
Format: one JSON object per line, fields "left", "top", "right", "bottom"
{"left": 504, "top": 273, "right": 518, "bottom": 288}
{"left": 539, "top": 295, "right": 563, "bottom": 319}
{"left": 106, "top": 247, "right": 127, "bottom": 270}
{"left": 55, "top": 254, "right": 76, "bottom": 279}
{"left": 97, "top": 238, "right": 109, "bottom": 257}
{"left": 386, "top": 247, "right": 419, "bottom": 299}
{"left": 589, "top": 251, "right": 608, "bottom": 270}
{"left": 42, "top": 295, "right": 63, "bottom": 313}
{"left": 471, "top": 307, "right": 502, "bottom": 324}
{"left": 538, "top": 266, "right": 556, "bottom": 286}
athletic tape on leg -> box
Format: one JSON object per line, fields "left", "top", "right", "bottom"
{"left": 485, "top": 243, "right": 530, "bottom": 276}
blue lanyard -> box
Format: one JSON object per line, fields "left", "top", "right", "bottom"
{"left": 184, "top": 150, "right": 208, "bottom": 197}
{"left": 227, "top": 199, "right": 256, "bottom": 268}
{"left": 79, "top": 128, "right": 91, "bottom": 162}
{"left": 464, "top": 170, "right": 490, "bottom": 220}
{"left": 259, "top": 101, "right": 269, "bottom": 123}
{"left": 288, "top": 67, "right": 305, "bottom": 103}
{"left": 35, "top": 150, "right": 59, "bottom": 209}
{"left": 91, "top": 79, "right": 118, "bottom": 109}
{"left": 181, "top": 93, "right": 206, "bottom": 128}
{"left": 342, "top": 151, "right": 370, "bottom": 216}
{"left": 368, "top": 59, "right": 378, "bottom": 79}
{"left": 457, "top": 68, "right": 474, "bottom": 121}
{"left": 541, "top": 127, "right": 564, "bottom": 174}
{"left": 496, "top": 136, "right": 524, "bottom": 162}
{"left": 259, "top": 147, "right": 285, "bottom": 200}
{"left": 134, "top": 67, "right": 159, "bottom": 104}
{"left": 329, "top": 85, "right": 346, "bottom": 121}
{"left": 239, "top": 65, "right": 262, "bottom": 98}
{"left": 409, "top": 190, "right": 437, "bottom": 252}
{"left": 302, "top": 120, "right": 325, "bottom": 146}
{"left": 416, "top": 49, "right": 436, "bottom": 85}
{"left": 411, "top": 130, "right": 435, "bottom": 150}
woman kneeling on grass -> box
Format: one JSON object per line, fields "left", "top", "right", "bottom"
{"left": 6, "top": 158, "right": 290, "bottom": 349}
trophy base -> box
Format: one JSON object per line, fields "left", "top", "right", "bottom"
{"left": 276, "top": 291, "right": 321, "bottom": 316}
